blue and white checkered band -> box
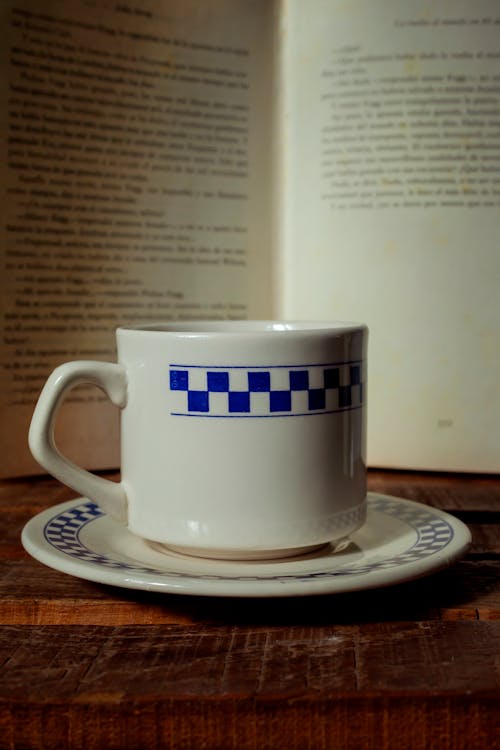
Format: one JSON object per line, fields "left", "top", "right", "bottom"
{"left": 169, "top": 361, "right": 365, "bottom": 417}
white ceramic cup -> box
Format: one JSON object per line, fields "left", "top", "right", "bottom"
{"left": 29, "top": 321, "right": 368, "bottom": 560}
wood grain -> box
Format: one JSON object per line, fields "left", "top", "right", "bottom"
{"left": 367, "top": 469, "right": 500, "bottom": 510}
{"left": 2, "top": 622, "right": 500, "bottom": 697}
{"left": 1, "top": 560, "right": 499, "bottom": 625}
{"left": 1, "top": 623, "right": 499, "bottom": 749}
{"left": 1, "top": 696, "right": 497, "bottom": 750}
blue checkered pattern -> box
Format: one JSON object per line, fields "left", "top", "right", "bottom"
{"left": 43, "top": 502, "right": 161, "bottom": 573}
{"left": 41, "top": 496, "right": 456, "bottom": 582}
{"left": 329, "top": 497, "right": 456, "bottom": 576}
{"left": 169, "top": 361, "right": 365, "bottom": 417}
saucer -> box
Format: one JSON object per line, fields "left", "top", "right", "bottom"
{"left": 21, "top": 493, "right": 471, "bottom": 598}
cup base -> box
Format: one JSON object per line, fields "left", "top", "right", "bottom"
{"left": 148, "top": 538, "right": 351, "bottom": 562}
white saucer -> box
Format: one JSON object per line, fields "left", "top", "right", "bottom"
{"left": 21, "top": 493, "right": 471, "bottom": 598}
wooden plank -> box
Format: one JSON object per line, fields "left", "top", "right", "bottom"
{"left": 437, "top": 562, "right": 500, "bottom": 622}
{"left": 468, "top": 524, "right": 500, "bottom": 557}
{"left": 0, "top": 695, "right": 498, "bottom": 750}
{"left": 368, "top": 470, "right": 500, "bottom": 510}
{"left": 0, "top": 474, "right": 87, "bottom": 509}
{"left": 0, "top": 560, "right": 499, "bottom": 625}
{"left": 0, "top": 623, "right": 499, "bottom": 750}
{"left": 1, "top": 623, "right": 499, "bottom": 698}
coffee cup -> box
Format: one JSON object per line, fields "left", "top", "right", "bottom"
{"left": 29, "top": 321, "right": 368, "bottom": 560}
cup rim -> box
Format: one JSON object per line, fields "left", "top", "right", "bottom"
{"left": 117, "top": 320, "right": 367, "bottom": 337}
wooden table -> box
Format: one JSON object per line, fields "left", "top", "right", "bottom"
{"left": 0, "top": 470, "right": 499, "bottom": 749}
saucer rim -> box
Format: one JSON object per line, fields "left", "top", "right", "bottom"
{"left": 21, "top": 493, "right": 472, "bottom": 598}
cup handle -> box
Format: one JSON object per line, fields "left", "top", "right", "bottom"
{"left": 28, "top": 361, "right": 128, "bottom": 523}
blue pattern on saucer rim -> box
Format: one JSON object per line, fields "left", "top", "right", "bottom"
{"left": 21, "top": 494, "right": 471, "bottom": 597}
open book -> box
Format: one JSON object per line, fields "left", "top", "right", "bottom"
{"left": 2, "top": 0, "right": 499, "bottom": 477}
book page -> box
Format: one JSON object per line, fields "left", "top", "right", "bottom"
{"left": 0, "top": 0, "right": 276, "bottom": 476}
{"left": 282, "top": 0, "right": 500, "bottom": 471}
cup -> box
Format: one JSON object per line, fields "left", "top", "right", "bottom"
{"left": 29, "top": 321, "right": 368, "bottom": 560}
